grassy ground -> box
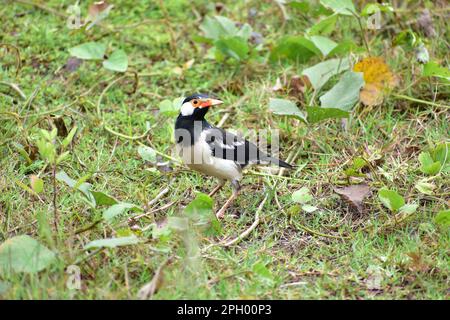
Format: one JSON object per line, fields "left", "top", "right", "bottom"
{"left": 0, "top": 0, "right": 449, "bottom": 299}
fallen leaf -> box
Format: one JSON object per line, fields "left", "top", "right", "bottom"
{"left": 406, "top": 252, "right": 429, "bottom": 273}
{"left": 288, "top": 75, "right": 311, "bottom": 98}
{"left": 353, "top": 57, "right": 398, "bottom": 106}
{"left": 137, "top": 259, "right": 170, "bottom": 299}
{"left": 86, "top": 1, "right": 114, "bottom": 30}
{"left": 334, "top": 184, "right": 370, "bottom": 213}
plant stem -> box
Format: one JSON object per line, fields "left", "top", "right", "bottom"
{"left": 52, "top": 163, "right": 59, "bottom": 235}
{"left": 392, "top": 93, "right": 450, "bottom": 109}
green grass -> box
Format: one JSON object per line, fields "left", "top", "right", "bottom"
{"left": 0, "top": 0, "right": 449, "bottom": 299}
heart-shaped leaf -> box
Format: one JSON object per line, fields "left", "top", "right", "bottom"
{"left": 302, "top": 58, "right": 350, "bottom": 91}
{"left": 269, "top": 98, "right": 307, "bottom": 122}
{"left": 138, "top": 145, "right": 157, "bottom": 163}
{"left": 270, "top": 36, "right": 320, "bottom": 63}
{"left": 69, "top": 42, "right": 106, "bottom": 60}
{"left": 103, "top": 50, "right": 128, "bottom": 72}
{"left": 292, "top": 187, "right": 313, "bottom": 204}
{"left": 320, "top": 71, "right": 364, "bottom": 111}
{"left": 320, "top": 0, "right": 355, "bottom": 15}
{"left": 378, "top": 188, "right": 405, "bottom": 212}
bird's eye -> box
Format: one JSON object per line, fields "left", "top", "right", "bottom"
{"left": 192, "top": 99, "right": 199, "bottom": 106}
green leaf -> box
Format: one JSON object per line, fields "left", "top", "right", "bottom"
{"left": 0, "top": 235, "right": 56, "bottom": 273}
{"left": 215, "top": 36, "right": 249, "bottom": 61}
{"left": 69, "top": 42, "right": 106, "bottom": 60}
{"left": 418, "top": 152, "right": 441, "bottom": 175}
{"left": 319, "top": 71, "right": 364, "bottom": 110}
{"left": 56, "top": 151, "right": 70, "bottom": 164}
{"left": 138, "top": 145, "right": 157, "bottom": 163}
{"left": 361, "top": 3, "right": 393, "bottom": 16}
{"left": 184, "top": 193, "right": 213, "bottom": 218}
{"left": 289, "top": 1, "right": 310, "bottom": 12}
{"left": 320, "top": 0, "right": 356, "bottom": 15}
{"left": 184, "top": 193, "right": 220, "bottom": 235}
{"left": 309, "top": 35, "right": 337, "bottom": 56}
{"left": 36, "top": 139, "right": 56, "bottom": 163}
{"left": 159, "top": 99, "right": 180, "bottom": 116}
{"left": 422, "top": 61, "right": 450, "bottom": 81}
{"left": 91, "top": 191, "right": 118, "bottom": 206}
{"left": 399, "top": 203, "right": 418, "bottom": 214}
{"left": 84, "top": 235, "right": 140, "bottom": 250}
{"left": 415, "top": 181, "right": 435, "bottom": 195}
{"left": 430, "top": 142, "right": 450, "bottom": 171}
{"left": 307, "top": 14, "right": 338, "bottom": 35}
{"left": 30, "top": 175, "right": 44, "bottom": 194}
{"left": 302, "top": 204, "right": 318, "bottom": 213}
{"left": 292, "top": 187, "right": 313, "bottom": 204}
{"left": 12, "top": 142, "right": 32, "bottom": 165}
{"left": 252, "top": 261, "right": 273, "bottom": 283}
{"left": 62, "top": 126, "right": 78, "bottom": 148}
{"left": 102, "top": 50, "right": 128, "bottom": 72}
{"left": 328, "top": 40, "right": 359, "bottom": 56}
{"left": 435, "top": 209, "right": 450, "bottom": 227}
{"left": 56, "top": 171, "right": 95, "bottom": 205}
{"left": 269, "top": 98, "right": 307, "bottom": 122}
{"left": 302, "top": 58, "right": 350, "bottom": 91}
{"left": 270, "top": 36, "right": 320, "bottom": 63}
{"left": 306, "top": 107, "right": 349, "bottom": 124}
{"left": 378, "top": 188, "right": 405, "bottom": 212}
{"left": 103, "top": 202, "right": 143, "bottom": 222}
{"left": 393, "top": 30, "right": 419, "bottom": 50}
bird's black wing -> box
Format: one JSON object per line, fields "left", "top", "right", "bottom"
{"left": 203, "top": 127, "right": 271, "bottom": 168}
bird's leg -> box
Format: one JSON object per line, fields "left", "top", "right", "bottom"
{"left": 208, "top": 180, "right": 225, "bottom": 197}
{"left": 216, "top": 180, "right": 240, "bottom": 219}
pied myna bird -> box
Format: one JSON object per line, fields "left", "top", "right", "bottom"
{"left": 175, "top": 93, "right": 294, "bottom": 218}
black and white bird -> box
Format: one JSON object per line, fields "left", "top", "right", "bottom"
{"left": 175, "top": 93, "right": 294, "bottom": 218}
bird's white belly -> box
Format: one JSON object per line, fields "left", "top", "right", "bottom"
{"left": 177, "top": 140, "right": 242, "bottom": 181}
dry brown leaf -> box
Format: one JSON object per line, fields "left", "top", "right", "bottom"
{"left": 334, "top": 184, "right": 371, "bottom": 213}
{"left": 288, "top": 75, "right": 311, "bottom": 97}
{"left": 137, "top": 261, "right": 167, "bottom": 300}
{"left": 353, "top": 57, "right": 398, "bottom": 106}
{"left": 359, "top": 83, "right": 383, "bottom": 106}
{"left": 406, "top": 252, "right": 430, "bottom": 273}
{"left": 88, "top": 1, "right": 111, "bottom": 18}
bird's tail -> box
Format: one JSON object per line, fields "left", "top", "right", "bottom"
{"left": 267, "top": 157, "right": 295, "bottom": 169}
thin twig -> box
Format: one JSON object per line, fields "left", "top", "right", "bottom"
{"left": 221, "top": 194, "right": 268, "bottom": 247}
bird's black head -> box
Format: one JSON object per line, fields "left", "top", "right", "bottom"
{"left": 178, "top": 93, "right": 223, "bottom": 120}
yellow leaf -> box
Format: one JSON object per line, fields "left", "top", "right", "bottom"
{"left": 353, "top": 57, "right": 398, "bottom": 106}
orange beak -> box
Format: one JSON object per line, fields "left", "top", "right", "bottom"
{"left": 200, "top": 98, "right": 223, "bottom": 108}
